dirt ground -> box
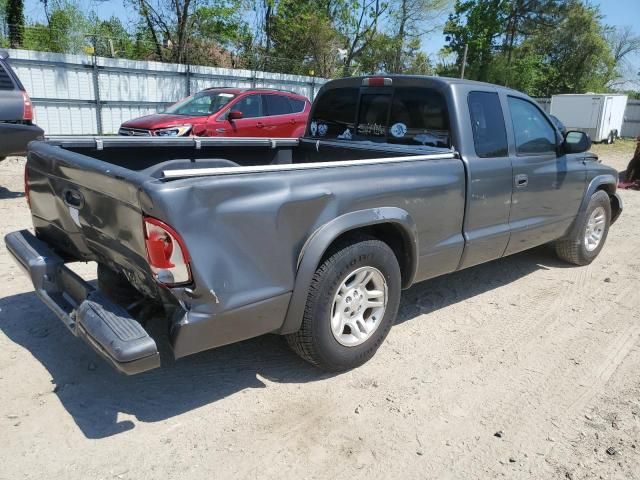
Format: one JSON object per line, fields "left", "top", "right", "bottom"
{"left": 1, "top": 142, "right": 639, "bottom": 480}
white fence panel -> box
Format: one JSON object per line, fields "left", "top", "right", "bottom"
{"left": 5, "top": 48, "right": 326, "bottom": 135}
{"left": 622, "top": 100, "right": 640, "bottom": 138}
{"left": 33, "top": 104, "right": 98, "bottom": 135}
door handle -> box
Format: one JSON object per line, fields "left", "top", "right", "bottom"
{"left": 256, "top": 122, "right": 265, "bottom": 128}
{"left": 63, "top": 188, "right": 84, "bottom": 208}
{"left": 289, "top": 119, "right": 296, "bottom": 124}
{"left": 515, "top": 174, "right": 528, "bottom": 188}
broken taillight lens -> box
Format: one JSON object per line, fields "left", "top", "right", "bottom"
{"left": 143, "top": 216, "right": 191, "bottom": 285}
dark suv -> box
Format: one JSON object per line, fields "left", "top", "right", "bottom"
{"left": 0, "top": 50, "right": 43, "bottom": 160}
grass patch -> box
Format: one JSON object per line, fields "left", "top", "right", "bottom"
{"left": 590, "top": 138, "right": 636, "bottom": 157}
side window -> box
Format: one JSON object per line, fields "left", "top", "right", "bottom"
{"left": 265, "top": 94, "right": 293, "bottom": 116}
{"left": 508, "top": 96, "right": 557, "bottom": 155}
{"left": 233, "top": 95, "right": 264, "bottom": 118}
{"left": 468, "top": 91, "right": 508, "bottom": 157}
{"left": 288, "top": 98, "right": 306, "bottom": 113}
{"left": 0, "top": 63, "right": 14, "bottom": 90}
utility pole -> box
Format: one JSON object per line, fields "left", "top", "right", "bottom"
{"left": 460, "top": 43, "right": 468, "bottom": 79}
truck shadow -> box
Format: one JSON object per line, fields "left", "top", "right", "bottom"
{"left": 0, "top": 245, "right": 565, "bottom": 439}
{"left": 0, "top": 186, "right": 25, "bottom": 199}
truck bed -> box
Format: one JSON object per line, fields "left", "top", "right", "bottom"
{"left": 46, "top": 136, "right": 456, "bottom": 178}
{"left": 24, "top": 135, "right": 465, "bottom": 362}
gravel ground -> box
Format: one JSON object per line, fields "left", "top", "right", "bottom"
{"left": 0, "top": 142, "right": 639, "bottom": 480}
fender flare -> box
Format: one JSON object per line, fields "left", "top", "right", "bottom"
{"left": 567, "top": 174, "right": 619, "bottom": 238}
{"left": 278, "top": 207, "right": 418, "bottom": 335}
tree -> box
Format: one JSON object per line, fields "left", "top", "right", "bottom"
{"left": 88, "top": 16, "right": 136, "bottom": 58}
{"left": 440, "top": 0, "right": 616, "bottom": 96}
{"left": 258, "top": 0, "right": 343, "bottom": 76}
{"left": 528, "top": 1, "right": 614, "bottom": 95}
{"left": 24, "top": 3, "right": 90, "bottom": 54}
{"left": 442, "top": 0, "right": 507, "bottom": 81}
{"left": 335, "top": 0, "right": 388, "bottom": 75}
{"left": 6, "top": 0, "right": 24, "bottom": 48}
{"left": 133, "top": 0, "right": 246, "bottom": 64}
{"left": 388, "top": 0, "right": 447, "bottom": 73}
{"left": 606, "top": 25, "right": 640, "bottom": 88}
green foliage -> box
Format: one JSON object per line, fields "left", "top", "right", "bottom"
{"left": 441, "top": 0, "right": 621, "bottom": 96}
{"left": 6, "top": 0, "right": 24, "bottom": 47}
{"left": 0, "top": 0, "right": 635, "bottom": 98}
{"left": 527, "top": 1, "right": 614, "bottom": 95}
{"left": 23, "top": 3, "right": 90, "bottom": 54}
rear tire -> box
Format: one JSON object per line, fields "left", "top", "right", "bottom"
{"left": 554, "top": 190, "right": 611, "bottom": 265}
{"left": 286, "top": 237, "right": 401, "bottom": 372}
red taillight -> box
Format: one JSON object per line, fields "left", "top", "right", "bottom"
{"left": 22, "top": 92, "right": 33, "bottom": 121}
{"left": 143, "top": 217, "right": 191, "bottom": 285}
{"left": 24, "top": 165, "right": 31, "bottom": 208}
{"left": 362, "top": 77, "right": 392, "bottom": 87}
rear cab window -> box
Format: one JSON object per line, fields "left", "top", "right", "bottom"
{"left": 309, "top": 85, "right": 450, "bottom": 148}
{"left": 309, "top": 87, "right": 358, "bottom": 139}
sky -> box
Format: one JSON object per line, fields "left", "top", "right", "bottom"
{"left": 21, "top": 0, "right": 640, "bottom": 69}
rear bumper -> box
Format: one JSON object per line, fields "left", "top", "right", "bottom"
{"left": 5, "top": 230, "right": 160, "bottom": 375}
{"left": 0, "top": 123, "right": 44, "bottom": 157}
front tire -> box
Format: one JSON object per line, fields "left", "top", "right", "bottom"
{"left": 554, "top": 190, "right": 611, "bottom": 265}
{"left": 286, "top": 237, "right": 401, "bottom": 372}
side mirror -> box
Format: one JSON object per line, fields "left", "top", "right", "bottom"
{"left": 563, "top": 130, "right": 591, "bottom": 154}
{"left": 227, "top": 110, "right": 243, "bottom": 121}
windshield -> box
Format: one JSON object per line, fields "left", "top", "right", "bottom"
{"left": 164, "top": 91, "right": 236, "bottom": 116}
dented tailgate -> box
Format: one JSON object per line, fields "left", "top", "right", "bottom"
{"left": 26, "top": 141, "right": 157, "bottom": 296}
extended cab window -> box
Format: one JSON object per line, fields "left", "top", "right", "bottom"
{"left": 508, "top": 96, "right": 557, "bottom": 155}
{"left": 468, "top": 91, "right": 508, "bottom": 157}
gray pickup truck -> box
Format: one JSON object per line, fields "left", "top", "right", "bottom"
{"left": 6, "top": 76, "right": 622, "bottom": 374}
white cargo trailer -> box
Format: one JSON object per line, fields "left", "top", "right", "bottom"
{"left": 550, "top": 94, "right": 628, "bottom": 143}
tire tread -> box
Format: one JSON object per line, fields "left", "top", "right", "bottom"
{"left": 286, "top": 236, "right": 398, "bottom": 370}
